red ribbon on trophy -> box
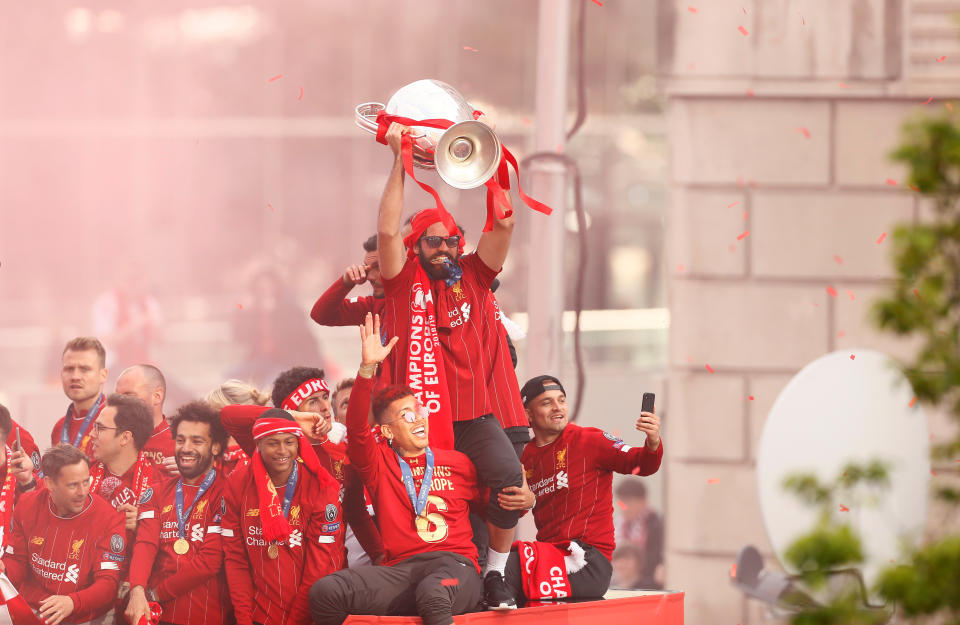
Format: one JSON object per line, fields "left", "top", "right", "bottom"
{"left": 374, "top": 109, "right": 552, "bottom": 234}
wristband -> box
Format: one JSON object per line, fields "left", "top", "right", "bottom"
{"left": 358, "top": 363, "right": 378, "bottom": 378}
{"left": 16, "top": 478, "right": 36, "bottom": 493}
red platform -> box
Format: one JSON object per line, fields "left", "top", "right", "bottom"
{"left": 344, "top": 591, "right": 684, "bottom": 625}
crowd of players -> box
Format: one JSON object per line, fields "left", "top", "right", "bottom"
{"left": 0, "top": 123, "right": 663, "bottom": 625}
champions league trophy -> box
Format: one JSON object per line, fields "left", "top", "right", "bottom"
{"left": 355, "top": 79, "right": 502, "bottom": 189}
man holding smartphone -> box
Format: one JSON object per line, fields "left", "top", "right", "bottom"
{"left": 498, "top": 375, "right": 663, "bottom": 605}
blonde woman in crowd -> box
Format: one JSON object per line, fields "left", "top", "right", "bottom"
{"left": 204, "top": 379, "right": 271, "bottom": 475}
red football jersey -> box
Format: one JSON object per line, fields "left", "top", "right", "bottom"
{"left": 381, "top": 254, "right": 526, "bottom": 426}
{"left": 346, "top": 375, "right": 480, "bottom": 570}
{"left": 141, "top": 419, "right": 176, "bottom": 474}
{"left": 90, "top": 459, "right": 153, "bottom": 511}
{"left": 51, "top": 394, "right": 107, "bottom": 458}
{"left": 3, "top": 490, "right": 126, "bottom": 623}
{"left": 310, "top": 276, "right": 385, "bottom": 327}
{"left": 522, "top": 423, "right": 664, "bottom": 560}
{"left": 220, "top": 404, "right": 384, "bottom": 563}
{"left": 221, "top": 461, "right": 345, "bottom": 625}
{"left": 129, "top": 473, "right": 229, "bottom": 625}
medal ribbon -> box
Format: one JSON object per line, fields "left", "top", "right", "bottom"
{"left": 281, "top": 462, "right": 298, "bottom": 519}
{"left": 175, "top": 468, "right": 217, "bottom": 539}
{"left": 0, "top": 448, "right": 17, "bottom": 551}
{"left": 61, "top": 393, "right": 104, "bottom": 447}
{"left": 395, "top": 447, "right": 434, "bottom": 518}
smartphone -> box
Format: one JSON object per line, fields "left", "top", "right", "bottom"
{"left": 641, "top": 392, "right": 655, "bottom": 414}
{"left": 14, "top": 426, "right": 21, "bottom": 451}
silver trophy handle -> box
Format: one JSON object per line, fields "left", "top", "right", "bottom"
{"left": 354, "top": 102, "right": 384, "bottom": 135}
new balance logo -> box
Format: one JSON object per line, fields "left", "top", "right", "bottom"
{"left": 191, "top": 523, "right": 204, "bottom": 542}
{"left": 556, "top": 471, "right": 569, "bottom": 489}
{"left": 288, "top": 529, "right": 303, "bottom": 548}
{"left": 65, "top": 564, "right": 80, "bottom": 584}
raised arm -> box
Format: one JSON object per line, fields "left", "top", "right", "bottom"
{"left": 378, "top": 122, "right": 412, "bottom": 281}
{"left": 476, "top": 201, "right": 515, "bottom": 271}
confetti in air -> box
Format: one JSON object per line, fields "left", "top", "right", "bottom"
{"left": 833, "top": 254, "right": 844, "bottom": 264}
{"left": 839, "top": 505, "right": 849, "bottom": 512}
{"left": 850, "top": 354, "right": 856, "bottom": 360}
{"left": 796, "top": 127, "right": 811, "bottom": 139}
{"left": 736, "top": 230, "right": 750, "bottom": 241}
{"left": 268, "top": 74, "right": 283, "bottom": 83}
{"left": 687, "top": 5, "right": 698, "bottom": 13}
{"left": 727, "top": 201, "right": 740, "bottom": 209}
{"left": 738, "top": 25, "right": 749, "bottom": 36}
{"left": 298, "top": 87, "right": 303, "bottom": 101}
{"left": 876, "top": 232, "right": 887, "bottom": 244}
{"left": 616, "top": 500, "right": 627, "bottom": 511}
{"left": 441, "top": 578, "right": 459, "bottom": 587}
{"left": 924, "top": 97, "right": 933, "bottom": 104}
{"left": 909, "top": 396, "right": 917, "bottom": 407}
{"left": 730, "top": 563, "right": 738, "bottom": 578}
{"left": 937, "top": 56, "right": 947, "bottom": 62}
{"left": 826, "top": 286, "right": 838, "bottom": 297}
{"left": 705, "top": 364, "right": 715, "bottom": 373}
{"left": 676, "top": 264, "right": 686, "bottom": 272}
{"left": 591, "top": 0, "right": 603, "bottom": 5}
{"left": 463, "top": 46, "right": 478, "bottom": 52}
{"left": 748, "top": 395, "right": 755, "bottom": 401}
{"left": 885, "top": 178, "right": 898, "bottom": 186}
{"left": 837, "top": 331, "right": 846, "bottom": 338}
{"left": 847, "top": 291, "right": 855, "bottom": 301}
{"left": 236, "top": 304, "right": 243, "bottom": 310}
{"left": 707, "top": 478, "right": 720, "bottom": 484}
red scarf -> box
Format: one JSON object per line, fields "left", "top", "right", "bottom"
{"left": 398, "top": 262, "right": 455, "bottom": 449}
{"left": 221, "top": 445, "right": 249, "bottom": 474}
{"left": 90, "top": 451, "right": 152, "bottom": 504}
{"left": 514, "top": 541, "right": 577, "bottom": 600}
{"left": 251, "top": 417, "right": 338, "bottom": 542}
{"left": 0, "top": 449, "right": 17, "bottom": 551}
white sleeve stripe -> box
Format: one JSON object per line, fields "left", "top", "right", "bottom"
{"left": 619, "top": 445, "right": 632, "bottom": 453}
{"left": 207, "top": 526, "right": 222, "bottom": 534}
{"left": 100, "top": 562, "right": 119, "bottom": 570}
{"left": 221, "top": 528, "right": 235, "bottom": 537}
{"left": 317, "top": 536, "right": 335, "bottom": 543}
{"left": 137, "top": 511, "right": 156, "bottom": 520}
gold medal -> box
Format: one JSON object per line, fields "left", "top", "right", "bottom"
{"left": 267, "top": 544, "right": 279, "bottom": 559}
{"left": 173, "top": 538, "right": 189, "bottom": 555}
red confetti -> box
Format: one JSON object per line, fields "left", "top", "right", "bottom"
{"left": 876, "top": 232, "right": 887, "bottom": 244}
{"left": 838, "top": 82, "right": 850, "bottom": 89}
{"left": 728, "top": 244, "right": 736, "bottom": 253}
{"left": 937, "top": 56, "right": 946, "bottom": 62}
{"left": 847, "top": 290, "right": 855, "bottom": 301}
{"left": 707, "top": 478, "right": 720, "bottom": 484}
{"left": 924, "top": 97, "right": 933, "bottom": 104}
{"left": 522, "top": 117, "right": 532, "bottom": 125}
{"left": 705, "top": 364, "right": 715, "bottom": 373}
{"left": 800, "top": 14, "right": 805, "bottom": 25}
{"left": 833, "top": 254, "right": 844, "bottom": 264}
{"left": 736, "top": 230, "right": 750, "bottom": 241}
{"left": 885, "top": 178, "right": 898, "bottom": 186}
{"left": 826, "top": 286, "right": 838, "bottom": 297}
{"left": 909, "top": 396, "right": 917, "bottom": 407}
{"left": 837, "top": 331, "right": 845, "bottom": 338}
{"left": 687, "top": 6, "right": 698, "bottom": 13}
{"left": 268, "top": 74, "right": 283, "bottom": 83}
{"left": 730, "top": 563, "right": 738, "bottom": 578}
{"left": 616, "top": 500, "right": 627, "bottom": 510}
{"left": 631, "top": 466, "right": 642, "bottom": 475}
{"left": 727, "top": 201, "right": 740, "bottom": 208}
{"left": 742, "top": 7, "right": 747, "bottom": 14}
{"left": 931, "top": 470, "right": 937, "bottom": 476}
{"left": 746, "top": 89, "right": 756, "bottom": 97}
{"left": 298, "top": 86, "right": 303, "bottom": 101}
{"left": 796, "top": 127, "right": 811, "bottom": 139}
{"left": 463, "top": 46, "right": 478, "bottom": 52}
{"left": 748, "top": 395, "right": 755, "bottom": 401}
{"left": 742, "top": 210, "right": 748, "bottom": 221}
{"left": 850, "top": 354, "right": 856, "bottom": 360}
{"left": 268, "top": 203, "right": 275, "bottom": 211}
{"left": 591, "top": 0, "right": 603, "bottom": 5}
{"left": 738, "top": 25, "right": 749, "bottom": 36}
{"left": 909, "top": 184, "right": 920, "bottom": 192}
{"left": 913, "top": 289, "right": 922, "bottom": 300}
{"left": 839, "top": 504, "right": 849, "bottom": 512}
{"left": 441, "top": 578, "right": 459, "bottom": 587}
{"left": 236, "top": 303, "right": 243, "bottom": 309}
{"left": 677, "top": 263, "right": 685, "bottom": 272}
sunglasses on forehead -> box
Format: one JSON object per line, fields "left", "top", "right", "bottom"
{"left": 420, "top": 235, "right": 460, "bottom": 249}
{"left": 389, "top": 405, "right": 430, "bottom": 424}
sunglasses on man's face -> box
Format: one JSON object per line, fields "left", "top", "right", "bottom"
{"left": 420, "top": 235, "right": 460, "bottom": 250}
{"left": 389, "top": 405, "right": 430, "bottom": 424}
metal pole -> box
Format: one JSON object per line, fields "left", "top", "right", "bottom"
{"left": 525, "top": 0, "right": 571, "bottom": 378}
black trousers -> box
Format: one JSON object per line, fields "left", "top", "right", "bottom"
{"left": 309, "top": 551, "right": 482, "bottom": 625}
{"left": 503, "top": 540, "right": 613, "bottom": 606}
{"left": 452, "top": 415, "right": 525, "bottom": 530}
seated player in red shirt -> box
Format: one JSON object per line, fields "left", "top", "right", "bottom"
{"left": 2, "top": 444, "right": 127, "bottom": 625}
{"left": 125, "top": 401, "right": 231, "bottom": 625}
{"left": 0, "top": 404, "right": 41, "bottom": 551}
{"left": 310, "top": 234, "right": 385, "bottom": 327}
{"left": 221, "top": 409, "right": 345, "bottom": 625}
{"left": 219, "top": 366, "right": 384, "bottom": 565}
{"left": 310, "top": 313, "right": 483, "bottom": 625}
{"left": 501, "top": 375, "right": 664, "bottom": 604}
{"left": 88, "top": 394, "right": 157, "bottom": 539}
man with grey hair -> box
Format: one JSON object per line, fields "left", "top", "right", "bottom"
{"left": 115, "top": 364, "right": 177, "bottom": 475}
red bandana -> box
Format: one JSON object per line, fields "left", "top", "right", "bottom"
{"left": 280, "top": 378, "right": 329, "bottom": 411}
{"left": 90, "top": 451, "right": 152, "bottom": 505}
{"left": 251, "top": 417, "right": 338, "bottom": 542}
{"left": 0, "top": 449, "right": 17, "bottom": 551}
{"left": 402, "top": 209, "right": 466, "bottom": 260}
